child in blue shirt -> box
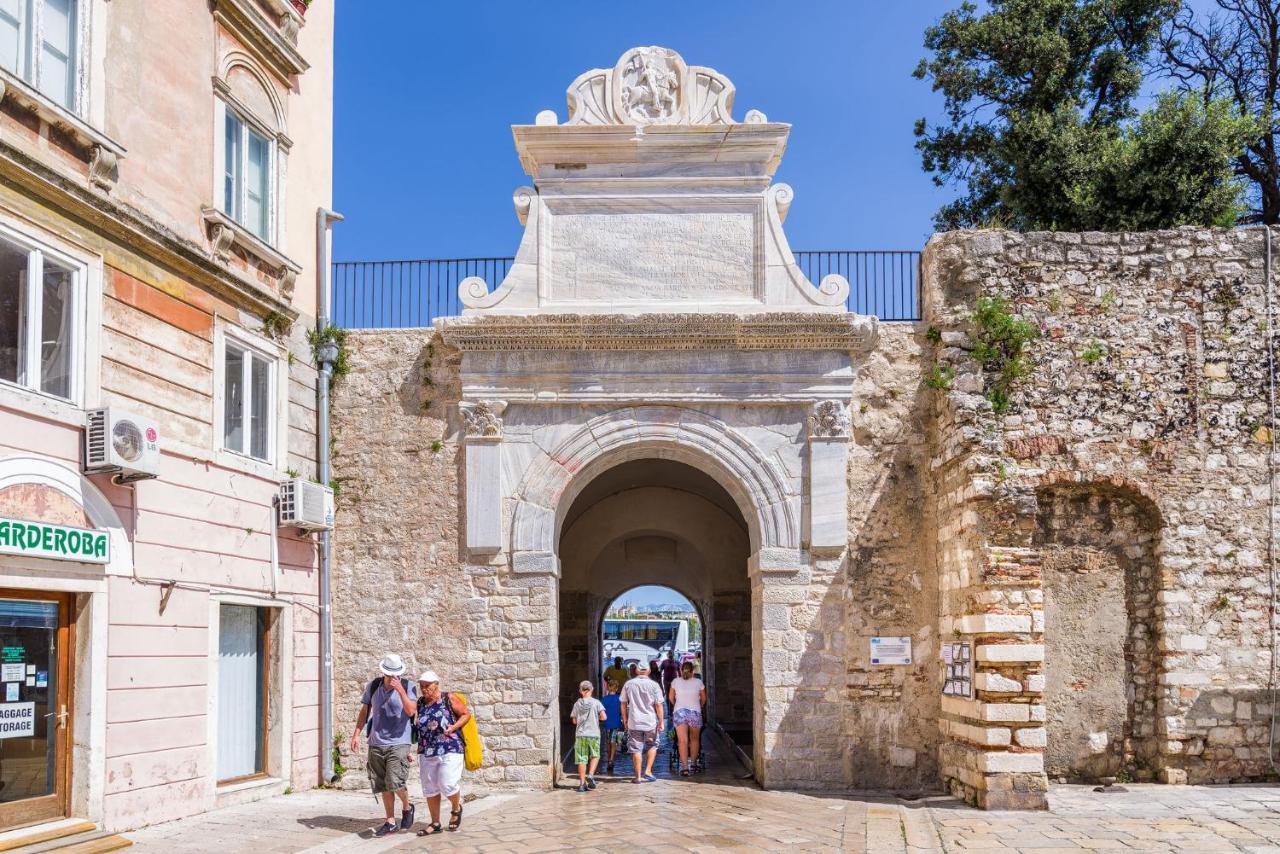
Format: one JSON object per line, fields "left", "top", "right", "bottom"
{"left": 600, "top": 677, "right": 624, "bottom": 775}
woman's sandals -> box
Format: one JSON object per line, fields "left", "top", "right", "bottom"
{"left": 448, "top": 806, "right": 463, "bottom": 832}
{"left": 416, "top": 822, "right": 443, "bottom": 837}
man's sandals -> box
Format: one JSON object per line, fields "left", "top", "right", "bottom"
{"left": 417, "top": 822, "right": 442, "bottom": 837}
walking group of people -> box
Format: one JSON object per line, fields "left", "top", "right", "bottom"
{"left": 349, "top": 648, "right": 707, "bottom": 838}
{"left": 349, "top": 653, "right": 472, "bottom": 838}
{"left": 570, "top": 651, "right": 706, "bottom": 791}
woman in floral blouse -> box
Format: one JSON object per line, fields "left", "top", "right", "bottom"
{"left": 413, "top": 670, "right": 471, "bottom": 835}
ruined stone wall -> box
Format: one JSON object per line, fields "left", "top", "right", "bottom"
{"left": 926, "top": 227, "right": 1279, "bottom": 802}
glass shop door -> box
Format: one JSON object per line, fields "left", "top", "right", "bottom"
{"left": 0, "top": 591, "right": 71, "bottom": 830}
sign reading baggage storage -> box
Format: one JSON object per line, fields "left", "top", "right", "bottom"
{"left": 0, "top": 702, "right": 34, "bottom": 739}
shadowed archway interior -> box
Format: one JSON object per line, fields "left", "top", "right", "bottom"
{"left": 556, "top": 458, "right": 754, "bottom": 761}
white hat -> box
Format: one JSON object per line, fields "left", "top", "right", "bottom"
{"left": 418, "top": 670, "right": 441, "bottom": 684}
{"left": 635, "top": 660, "right": 650, "bottom": 673}
{"left": 378, "top": 654, "right": 406, "bottom": 676}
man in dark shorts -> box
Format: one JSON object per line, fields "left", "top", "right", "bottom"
{"left": 350, "top": 653, "right": 419, "bottom": 837}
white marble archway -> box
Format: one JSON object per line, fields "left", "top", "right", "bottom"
{"left": 504, "top": 405, "right": 802, "bottom": 574}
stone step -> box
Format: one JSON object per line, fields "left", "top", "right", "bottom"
{"left": 0, "top": 822, "right": 97, "bottom": 853}
{"left": 11, "top": 829, "right": 131, "bottom": 854}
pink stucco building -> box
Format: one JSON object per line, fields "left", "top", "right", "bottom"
{"left": 0, "top": 0, "right": 333, "bottom": 841}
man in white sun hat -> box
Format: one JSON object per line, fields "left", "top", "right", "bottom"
{"left": 350, "top": 653, "right": 419, "bottom": 837}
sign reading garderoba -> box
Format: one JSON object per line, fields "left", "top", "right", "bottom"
{"left": 0, "top": 515, "right": 110, "bottom": 564}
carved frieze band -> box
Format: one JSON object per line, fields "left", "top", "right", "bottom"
{"left": 460, "top": 400, "right": 507, "bottom": 441}
{"left": 808, "top": 400, "right": 851, "bottom": 439}
{"left": 438, "top": 313, "right": 878, "bottom": 353}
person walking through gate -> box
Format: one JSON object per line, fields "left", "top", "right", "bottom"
{"left": 349, "top": 653, "right": 419, "bottom": 837}
{"left": 604, "top": 656, "right": 630, "bottom": 691}
{"left": 620, "top": 660, "right": 665, "bottom": 783}
{"left": 669, "top": 660, "right": 706, "bottom": 776}
{"left": 569, "top": 680, "right": 606, "bottom": 791}
{"left": 659, "top": 651, "right": 680, "bottom": 698}
{"left": 414, "top": 670, "right": 471, "bottom": 835}
{"left": 600, "top": 677, "right": 624, "bottom": 774}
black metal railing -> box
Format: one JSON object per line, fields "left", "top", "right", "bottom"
{"left": 330, "top": 250, "right": 920, "bottom": 328}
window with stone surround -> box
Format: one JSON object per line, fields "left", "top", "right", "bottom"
{"left": 0, "top": 0, "right": 81, "bottom": 111}
{"left": 220, "top": 103, "right": 276, "bottom": 244}
{"left": 0, "top": 226, "right": 82, "bottom": 403}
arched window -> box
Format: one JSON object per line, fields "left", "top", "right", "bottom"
{"left": 213, "top": 58, "right": 285, "bottom": 246}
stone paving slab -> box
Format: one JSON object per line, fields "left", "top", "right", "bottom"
{"left": 123, "top": 753, "right": 1279, "bottom": 853}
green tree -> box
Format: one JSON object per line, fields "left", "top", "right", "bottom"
{"left": 914, "top": 0, "right": 1255, "bottom": 230}
{"left": 1160, "top": 0, "right": 1280, "bottom": 224}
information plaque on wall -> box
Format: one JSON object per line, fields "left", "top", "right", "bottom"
{"left": 942, "top": 642, "right": 972, "bottom": 697}
{"left": 870, "top": 636, "right": 912, "bottom": 665}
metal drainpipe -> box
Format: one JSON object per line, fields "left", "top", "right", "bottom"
{"left": 316, "top": 207, "right": 343, "bottom": 783}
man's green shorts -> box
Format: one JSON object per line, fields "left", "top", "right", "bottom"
{"left": 574, "top": 735, "right": 601, "bottom": 764}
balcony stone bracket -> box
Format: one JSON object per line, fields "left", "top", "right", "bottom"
{"left": 201, "top": 207, "right": 302, "bottom": 301}
{"left": 0, "top": 69, "right": 126, "bottom": 192}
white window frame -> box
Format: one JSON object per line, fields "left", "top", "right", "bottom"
{"left": 0, "top": 0, "right": 90, "bottom": 115}
{"left": 213, "top": 320, "right": 286, "bottom": 473}
{"left": 214, "top": 98, "right": 278, "bottom": 247}
{"left": 0, "top": 219, "right": 89, "bottom": 409}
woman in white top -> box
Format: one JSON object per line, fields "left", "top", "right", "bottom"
{"left": 667, "top": 660, "right": 706, "bottom": 776}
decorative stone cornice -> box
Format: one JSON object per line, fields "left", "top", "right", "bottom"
{"left": 437, "top": 312, "right": 878, "bottom": 352}
{"left": 808, "top": 400, "right": 851, "bottom": 439}
{"left": 211, "top": 0, "right": 310, "bottom": 81}
{"left": 459, "top": 400, "right": 506, "bottom": 440}
{"left": 0, "top": 68, "right": 126, "bottom": 191}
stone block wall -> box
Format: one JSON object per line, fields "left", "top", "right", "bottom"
{"left": 925, "top": 226, "right": 1280, "bottom": 805}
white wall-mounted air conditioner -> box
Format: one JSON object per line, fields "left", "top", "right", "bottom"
{"left": 84, "top": 408, "right": 161, "bottom": 482}
{"left": 279, "top": 478, "right": 334, "bottom": 531}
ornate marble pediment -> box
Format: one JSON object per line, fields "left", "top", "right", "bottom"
{"left": 457, "top": 47, "right": 859, "bottom": 318}
{"left": 564, "top": 46, "right": 737, "bottom": 127}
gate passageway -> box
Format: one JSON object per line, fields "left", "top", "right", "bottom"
{"left": 555, "top": 458, "right": 756, "bottom": 776}
{"left": 559, "top": 720, "right": 748, "bottom": 786}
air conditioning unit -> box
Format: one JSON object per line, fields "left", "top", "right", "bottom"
{"left": 84, "top": 408, "right": 160, "bottom": 482}
{"left": 278, "top": 478, "right": 334, "bottom": 531}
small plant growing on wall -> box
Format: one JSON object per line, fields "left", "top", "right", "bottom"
{"left": 262, "top": 311, "right": 292, "bottom": 342}
{"left": 970, "top": 295, "right": 1039, "bottom": 415}
{"left": 926, "top": 363, "right": 955, "bottom": 390}
{"left": 308, "top": 324, "right": 350, "bottom": 386}
{"left": 1081, "top": 339, "right": 1105, "bottom": 364}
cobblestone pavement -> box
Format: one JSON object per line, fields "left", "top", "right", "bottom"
{"left": 125, "top": 734, "right": 1280, "bottom": 853}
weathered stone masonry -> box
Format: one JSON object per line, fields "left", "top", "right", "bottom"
{"left": 327, "top": 45, "right": 1277, "bottom": 807}
{"left": 927, "top": 226, "right": 1279, "bottom": 807}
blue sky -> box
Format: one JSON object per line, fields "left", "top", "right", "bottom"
{"left": 332, "top": 0, "right": 958, "bottom": 262}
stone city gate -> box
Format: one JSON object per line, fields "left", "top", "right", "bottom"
{"left": 332, "top": 46, "right": 1280, "bottom": 809}
{"left": 435, "top": 46, "right": 879, "bottom": 790}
